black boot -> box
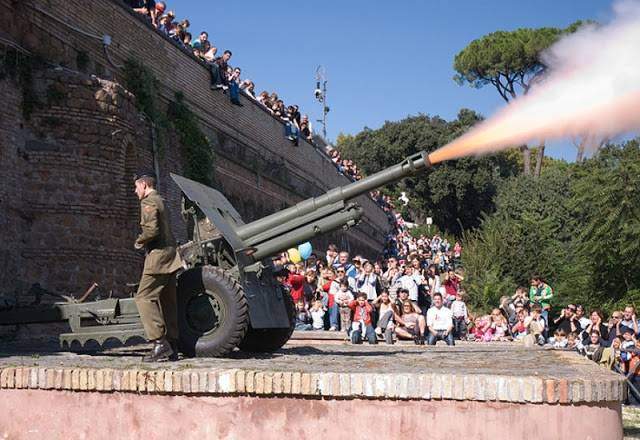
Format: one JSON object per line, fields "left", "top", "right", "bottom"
{"left": 143, "top": 338, "right": 175, "bottom": 362}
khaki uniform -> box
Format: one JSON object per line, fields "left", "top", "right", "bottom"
{"left": 135, "top": 189, "right": 183, "bottom": 341}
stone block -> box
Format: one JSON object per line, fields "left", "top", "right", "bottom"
{"left": 207, "top": 371, "right": 217, "bottom": 393}
{"left": 79, "top": 369, "right": 88, "bottom": 391}
{"left": 558, "top": 379, "right": 569, "bottom": 403}
{"left": 350, "top": 374, "right": 363, "bottom": 396}
{"left": 282, "top": 372, "right": 292, "bottom": 394}
{"left": 453, "top": 375, "right": 464, "bottom": 401}
{"left": 71, "top": 369, "right": 80, "bottom": 390}
{"left": 246, "top": 371, "right": 255, "bottom": 394}
{"left": 484, "top": 376, "right": 498, "bottom": 401}
{"left": 104, "top": 369, "right": 113, "bottom": 391}
{"left": 235, "top": 370, "right": 246, "bottom": 393}
{"left": 44, "top": 369, "right": 54, "bottom": 390}
{"left": 172, "top": 372, "right": 182, "bottom": 393}
{"left": 181, "top": 371, "right": 191, "bottom": 393}
{"left": 544, "top": 379, "right": 558, "bottom": 403}
{"left": 508, "top": 378, "right": 523, "bottom": 403}
{"left": 190, "top": 371, "right": 199, "bottom": 393}
{"left": 431, "top": 374, "right": 442, "bottom": 400}
{"left": 272, "top": 372, "right": 283, "bottom": 394}
{"left": 463, "top": 375, "right": 475, "bottom": 401}
{"left": 473, "top": 376, "right": 486, "bottom": 401}
{"left": 262, "top": 373, "right": 273, "bottom": 395}
{"left": 154, "top": 371, "right": 164, "bottom": 392}
{"left": 87, "top": 369, "right": 95, "bottom": 391}
{"left": 198, "top": 371, "right": 208, "bottom": 393}
{"left": 363, "top": 374, "right": 375, "bottom": 397}
{"left": 218, "top": 370, "right": 237, "bottom": 393}
{"left": 291, "top": 372, "right": 301, "bottom": 394}
{"left": 30, "top": 368, "right": 40, "bottom": 389}
{"left": 63, "top": 369, "right": 72, "bottom": 390}
{"left": 442, "top": 375, "right": 453, "bottom": 400}
{"left": 255, "top": 372, "right": 265, "bottom": 394}
{"left": 165, "top": 370, "right": 174, "bottom": 393}
{"left": 95, "top": 370, "right": 104, "bottom": 391}
{"left": 14, "top": 368, "right": 23, "bottom": 389}
{"left": 340, "top": 374, "right": 351, "bottom": 397}
{"left": 54, "top": 369, "right": 63, "bottom": 390}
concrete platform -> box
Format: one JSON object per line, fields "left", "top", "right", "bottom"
{"left": 0, "top": 340, "right": 626, "bottom": 439}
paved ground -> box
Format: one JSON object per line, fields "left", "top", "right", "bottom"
{"left": 624, "top": 406, "right": 640, "bottom": 439}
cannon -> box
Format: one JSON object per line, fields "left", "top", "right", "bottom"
{"left": 0, "top": 151, "right": 432, "bottom": 357}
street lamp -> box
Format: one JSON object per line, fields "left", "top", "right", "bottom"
{"left": 314, "top": 65, "right": 330, "bottom": 140}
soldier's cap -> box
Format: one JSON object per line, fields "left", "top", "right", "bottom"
{"left": 134, "top": 169, "right": 157, "bottom": 181}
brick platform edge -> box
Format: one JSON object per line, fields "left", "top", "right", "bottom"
{"left": 0, "top": 366, "right": 625, "bottom": 404}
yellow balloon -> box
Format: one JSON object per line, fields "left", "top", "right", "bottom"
{"left": 287, "top": 248, "right": 301, "bottom": 263}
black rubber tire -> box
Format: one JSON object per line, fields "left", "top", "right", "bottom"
{"left": 238, "top": 289, "right": 295, "bottom": 353}
{"left": 176, "top": 266, "right": 248, "bottom": 357}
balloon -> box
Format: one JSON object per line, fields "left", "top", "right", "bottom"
{"left": 298, "top": 242, "right": 312, "bottom": 260}
{"left": 287, "top": 248, "right": 301, "bottom": 263}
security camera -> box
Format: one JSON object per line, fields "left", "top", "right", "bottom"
{"left": 314, "top": 88, "right": 323, "bottom": 100}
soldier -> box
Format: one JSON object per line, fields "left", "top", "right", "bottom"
{"left": 133, "top": 170, "right": 183, "bottom": 362}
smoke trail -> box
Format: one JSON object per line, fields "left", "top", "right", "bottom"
{"left": 429, "top": 0, "right": 640, "bottom": 165}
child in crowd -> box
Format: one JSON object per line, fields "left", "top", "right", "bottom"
{"left": 511, "top": 287, "right": 530, "bottom": 310}
{"left": 490, "top": 308, "right": 510, "bottom": 341}
{"left": 471, "top": 316, "right": 493, "bottom": 342}
{"left": 511, "top": 310, "right": 528, "bottom": 340}
{"left": 552, "top": 329, "right": 568, "bottom": 348}
{"left": 294, "top": 299, "right": 312, "bottom": 331}
{"left": 525, "top": 305, "right": 547, "bottom": 345}
{"left": 309, "top": 300, "right": 326, "bottom": 331}
{"left": 450, "top": 290, "right": 469, "bottom": 340}
{"left": 620, "top": 328, "right": 636, "bottom": 364}
{"left": 348, "top": 293, "right": 377, "bottom": 344}
{"left": 334, "top": 280, "right": 354, "bottom": 332}
{"left": 567, "top": 331, "right": 580, "bottom": 351}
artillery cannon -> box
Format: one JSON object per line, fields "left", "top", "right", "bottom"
{"left": 0, "top": 151, "right": 432, "bottom": 357}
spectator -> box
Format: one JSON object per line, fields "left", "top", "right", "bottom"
{"left": 303, "top": 269, "right": 319, "bottom": 306}
{"left": 210, "top": 50, "right": 232, "bottom": 90}
{"left": 582, "top": 330, "right": 604, "bottom": 362}
{"left": 529, "top": 275, "right": 553, "bottom": 323}
{"left": 511, "top": 309, "right": 529, "bottom": 340}
{"left": 395, "top": 300, "right": 425, "bottom": 344}
{"left": 228, "top": 67, "right": 242, "bottom": 106}
{"left": 299, "top": 115, "right": 313, "bottom": 142}
{"left": 240, "top": 80, "right": 256, "bottom": 99}
{"left": 309, "top": 300, "right": 326, "bottom": 330}
{"left": 128, "top": 0, "right": 163, "bottom": 27}
{"left": 333, "top": 251, "right": 357, "bottom": 279}
{"left": 286, "top": 263, "right": 305, "bottom": 303}
{"left": 348, "top": 293, "right": 377, "bottom": 344}
{"left": 373, "top": 291, "right": 395, "bottom": 344}
{"left": 511, "top": 287, "right": 530, "bottom": 310}
{"left": 606, "top": 310, "right": 628, "bottom": 345}
{"left": 192, "top": 31, "right": 211, "bottom": 58}
{"left": 356, "top": 261, "right": 379, "bottom": 301}
{"left": 584, "top": 310, "right": 610, "bottom": 346}
{"left": 553, "top": 304, "right": 582, "bottom": 335}
{"left": 489, "top": 308, "right": 510, "bottom": 341}
{"left": 575, "top": 305, "right": 591, "bottom": 330}
{"left": 284, "top": 105, "right": 300, "bottom": 143}
{"left": 426, "top": 292, "right": 454, "bottom": 346}
{"left": 567, "top": 331, "right": 580, "bottom": 350}
{"left": 552, "top": 329, "right": 568, "bottom": 348}
{"left": 525, "top": 304, "right": 547, "bottom": 345}
{"left": 471, "top": 315, "right": 493, "bottom": 342}
{"left": 320, "top": 281, "right": 339, "bottom": 331}
{"left": 621, "top": 305, "right": 639, "bottom": 335}
{"left": 294, "top": 299, "right": 312, "bottom": 331}
{"left": 395, "top": 266, "right": 420, "bottom": 302}
{"left": 335, "top": 280, "right": 354, "bottom": 331}
{"left": 450, "top": 290, "right": 469, "bottom": 339}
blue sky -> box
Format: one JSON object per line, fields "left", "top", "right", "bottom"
{"left": 176, "top": 0, "right": 617, "bottom": 160}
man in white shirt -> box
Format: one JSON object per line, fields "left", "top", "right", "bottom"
{"left": 395, "top": 266, "right": 420, "bottom": 301}
{"left": 426, "top": 293, "right": 454, "bottom": 346}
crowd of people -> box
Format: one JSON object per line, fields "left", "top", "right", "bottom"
{"left": 124, "top": 0, "right": 313, "bottom": 145}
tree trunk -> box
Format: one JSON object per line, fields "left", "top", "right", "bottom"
{"left": 576, "top": 139, "right": 586, "bottom": 163}
{"left": 521, "top": 146, "right": 531, "bottom": 176}
{"left": 534, "top": 142, "right": 545, "bottom": 178}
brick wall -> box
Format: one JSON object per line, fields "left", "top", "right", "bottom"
{"left": 0, "top": 0, "right": 391, "bottom": 299}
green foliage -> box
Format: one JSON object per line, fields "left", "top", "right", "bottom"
{"left": 336, "top": 110, "right": 519, "bottom": 235}
{"left": 453, "top": 23, "right": 584, "bottom": 100}
{"left": 167, "top": 92, "right": 214, "bottom": 186}
{"left": 462, "top": 140, "right": 640, "bottom": 314}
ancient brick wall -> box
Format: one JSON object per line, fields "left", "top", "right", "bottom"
{"left": 0, "top": 0, "right": 390, "bottom": 300}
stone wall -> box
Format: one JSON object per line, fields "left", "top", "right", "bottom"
{"left": 0, "top": 0, "right": 391, "bottom": 299}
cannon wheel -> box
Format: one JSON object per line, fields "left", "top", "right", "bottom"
{"left": 176, "top": 266, "right": 248, "bottom": 357}
{"left": 238, "top": 289, "right": 295, "bottom": 353}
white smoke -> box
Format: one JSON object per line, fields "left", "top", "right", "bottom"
{"left": 429, "top": 0, "right": 640, "bottom": 164}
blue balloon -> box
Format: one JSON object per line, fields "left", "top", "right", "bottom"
{"left": 298, "top": 242, "right": 313, "bottom": 260}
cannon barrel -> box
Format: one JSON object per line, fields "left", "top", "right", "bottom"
{"left": 235, "top": 150, "right": 431, "bottom": 240}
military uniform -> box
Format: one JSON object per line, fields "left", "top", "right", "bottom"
{"left": 135, "top": 189, "right": 183, "bottom": 342}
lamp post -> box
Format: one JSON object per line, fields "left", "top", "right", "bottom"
{"left": 314, "top": 65, "right": 330, "bottom": 140}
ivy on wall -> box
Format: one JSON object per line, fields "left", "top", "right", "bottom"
{"left": 0, "top": 48, "right": 43, "bottom": 120}
{"left": 167, "top": 92, "right": 214, "bottom": 186}
{"left": 121, "top": 58, "right": 214, "bottom": 185}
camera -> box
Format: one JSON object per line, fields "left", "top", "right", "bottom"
{"left": 314, "top": 88, "right": 323, "bottom": 101}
